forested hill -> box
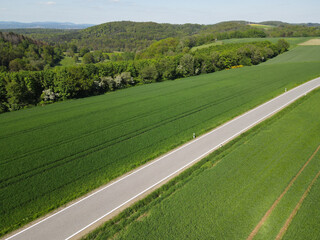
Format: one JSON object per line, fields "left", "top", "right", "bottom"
{"left": 0, "top": 31, "right": 63, "bottom": 72}
{"left": 3, "top": 21, "right": 261, "bottom": 52}
{"left": 25, "top": 21, "right": 208, "bottom": 52}
{"left": 3, "top": 20, "right": 320, "bottom": 52}
{"left": 0, "top": 31, "right": 42, "bottom": 46}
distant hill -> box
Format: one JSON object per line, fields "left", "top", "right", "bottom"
{"left": 258, "top": 21, "right": 289, "bottom": 26}
{"left": 296, "top": 23, "right": 320, "bottom": 27}
{"left": 10, "top": 21, "right": 254, "bottom": 52}
{"left": 0, "top": 21, "right": 94, "bottom": 29}
{"left": 2, "top": 20, "right": 319, "bottom": 52}
{"left": 0, "top": 31, "right": 42, "bottom": 45}
{"left": 0, "top": 31, "right": 63, "bottom": 72}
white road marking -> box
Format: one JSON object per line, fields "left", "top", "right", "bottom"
{"left": 4, "top": 77, "right": 320, "bottom": 240}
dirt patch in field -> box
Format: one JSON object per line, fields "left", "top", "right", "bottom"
{"left": 276, "top": 169, "right": 320, "bottom": 240}
{"left": 246, "top": 145, "right": 320, "bottom": 240}
{"left": 299, "top": 39, "right": 320, "bottom": 45}
{"left": 136, "top": 212, "right": 150, "bottom": 222}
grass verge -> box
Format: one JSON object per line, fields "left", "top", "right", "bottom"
{"left": 1, "top": 46, "right": 320, "bottom": 236}
{"left": 84, "top": 88, "right": 320, "bottom": 239}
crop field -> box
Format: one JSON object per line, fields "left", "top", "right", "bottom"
{"left": 222, "top": 37, "right": 314, "bottom": 48}
{"left": 265, "top": 45, "right": 320, "bottom": 64}
{"left": 299, "top": 38, "right": 320, "bottom": 46}
{"left": 191, "top": 37, "right": 314, "bottom": 52}
{"left": 190, "top": 41, "right": 223, "bottom": 51}
{"left": 85, "top": 88, "right": 320, "bottom": 240}
{"left": 1, "top": 46, "right": 320, "bottom": 236}
{"left": 282, "top": 174, "right": 320, "bottom": 240}
{"left": 248, "top": 23, "right": 275, "bottom": 29}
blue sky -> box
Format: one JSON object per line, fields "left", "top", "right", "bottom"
{"left": 1, "top": 0, "right": 319, "bottom": 24}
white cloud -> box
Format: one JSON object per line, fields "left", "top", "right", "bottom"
{"left": 109, "top": 0, "right": 120, "bottom": 2}
{"left": 0, "top": 8, "right": 7, "bottom": 10}
{"left": 40, "top": 1, "right": 56, "bottom": 5}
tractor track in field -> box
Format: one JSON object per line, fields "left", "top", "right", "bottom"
{"left": 275, "top": 146, "right": 320, "bottom": 240}
{"left": 1, "top": 82, "right": 269, "bottom": 186}
{"left": 1, "top": 82, "right": 243, "bottom": 164}
{"left": 247, "top": 145, "right": 320, "bottom": 240}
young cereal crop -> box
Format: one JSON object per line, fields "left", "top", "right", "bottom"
{"left": 1, "top": 45, "right": 320, "bottom": 236}
{"left": 85, "top": 88, "right": 320, "bottom": 240}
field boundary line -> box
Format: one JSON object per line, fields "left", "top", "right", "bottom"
{"left": 64, "top": 84, "right": 320, "bottom": 239}
{"left": 247, "top": 145, "right": 320, "bottom": 240}
{"left": 4, "top": 78, "right": 320, "bottom": 240}
{"left": 275, "top": 146, "right": 320, "bottom": 240}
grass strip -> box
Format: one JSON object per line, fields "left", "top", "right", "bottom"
{"left": 247, "top": 145, "right": 320, "bottom": 240}
{"left": 276, "top": 168, "right": 320, "bottom": 240}
{"left": 83, "top": 88, "right": 320, "bottom": 240}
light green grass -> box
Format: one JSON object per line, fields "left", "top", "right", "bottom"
{"left": 1, "top": 46, "right": 320, "bottom": 236}
{"left": 255, "top": 148, "right": 320, "bottom": 240}
{"left": 191, "top": 37, "right": 314, "bottom": 52}
{"left": 265, "top": 45, "right": 320, "bottom": 64}
{"left": 85, "top": 88, "right": 320, "bottom": 240}
{"left": 282, "top": 175, "right": 320, "bottom": 240}
{"left": 222, "top": 37, "right": 314, "bottom": 48}
{"left": 191, "top": 41, "right": 223, "bottom": 52}
{"left": 59, "top": 56, "right": 76, "bottom": 66}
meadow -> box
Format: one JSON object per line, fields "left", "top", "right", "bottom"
{"left": 1, "top": 45, "right": 320, "bottom": 236}
{"left": 191, "top": 37, "right": 313, "bottom": 52}
{"left": 222, "top": 37, "right": 314, "bottom": 48}
{"left": 282, "top": 173, "right": 320, "bottom": 240}
{"left": 85, "top": 87, "right": 320, "bottom": 240}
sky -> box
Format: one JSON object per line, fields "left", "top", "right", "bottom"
{"left": 0, "top": 0, "right": 319, "bottom": 25}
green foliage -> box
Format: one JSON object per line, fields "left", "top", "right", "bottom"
{"left": 177, "top": 54, "right": 195, "bottom": 77}
{"left": 79, "top": 47, "right": 90, "bottom": 57}
{"left": 0, "top": 31, "right": 63, "bottom": 72}
{"left": 82, "top": 52, "right": 95, "bottom": 64}
{"left": 84, "top": 89, "right": 320, "bottom": 240}
{"left": 139, "top": 64, "right": 158, "bottom": 82}
{"left": 136, "top": 38, "right": 180, "bottom": 59}
{"left": 3, "top": 21, "right": 320, "bottom": 54}
{"left": 0, "top": 41, "right": 284, "bottom": 113}
{"left": 277, "top": 39, "right": 290, "bottom": 53}
{"left": 2, "top": 46, "right": 320, "bottom": 236}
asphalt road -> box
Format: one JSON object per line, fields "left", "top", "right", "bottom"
{"left": 5, "top": 77, "right": 320, "bottom": 240}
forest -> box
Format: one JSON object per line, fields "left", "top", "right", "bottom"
{"left": 0, "top": 32, "right": 63, "bottom": 72}
{"left": 2, "top": 21, "right": 320, "bottom": 52}
{"left": 0, "top": 40, "right": 289, "bottom": 113}
{"left": 1, "top": 20, "right": 319, "bottom": 113}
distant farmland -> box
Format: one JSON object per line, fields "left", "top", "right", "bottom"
{"left": 191, "top": 37, "right": 314, "bottom": 52}
{"left": 85, "top": 88, "right": 320, "bottom": 240}
{"left": 1, "top": 45, "right": 320, "bottom": 236}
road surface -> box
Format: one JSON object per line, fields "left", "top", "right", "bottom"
{"left": 5, "top": 77, "right": 320, "bottom": 240}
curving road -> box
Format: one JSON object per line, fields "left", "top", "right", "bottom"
{"left": 5, "top": 77, "right": 320, "bottom": 240}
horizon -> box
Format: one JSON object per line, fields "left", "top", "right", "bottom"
{"left": 0, "top": 19, "right": 319, "bottom": 27}
{"left": 1, "top": 0, "right": 319, "bottom": 25}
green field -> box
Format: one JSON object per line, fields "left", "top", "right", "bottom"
{"left": 58, "top": 56, "right": 77, "bottom": 66}
{"left": 1, "top": 45, "right": 320, "bottom": 236}
{"left": 191, "top": 37, "right": 314, "bottom": 52}
{"left": 265, "top": 45, "right": 320, "bottom": 64}
{"left": 222, "top": 37, "right": 314, "bottom": 47}
{"left": 282, "top": 174, "right": 320, "bottom": 240}
{"left": 85, "top": 88, "right": 320, "bottom": 240}
{"left": 190, "top": 41, "right": 223, "bottom": 51}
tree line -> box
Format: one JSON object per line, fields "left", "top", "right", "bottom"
{"left": 0, "top": 32, "right": 63, "bottom": 72}
{"left": 2, "top": 21, "right": 314, "bottom": 53}
{"left": 0, "top": 40, "right": 289, "bottom": 113}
